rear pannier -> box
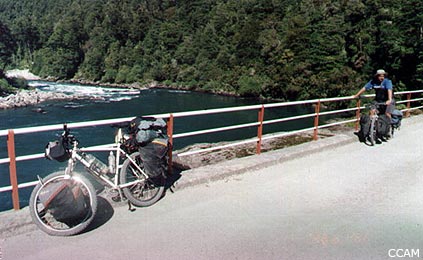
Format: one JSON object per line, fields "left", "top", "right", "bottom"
{"left": 391, "top": 109, "right": 403, "bottom": 128}
{"left": 132, "top": 116, "right": 169, "bottom": 179}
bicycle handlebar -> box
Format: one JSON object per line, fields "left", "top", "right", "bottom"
{"left": 60, "top": 122, "right": 128, "bottom": 148}
{"left": 61, "top": 124, "right": 77, "bottom": 147}
{"left": 365, "top": 102, "right": 388, "bottom": 108}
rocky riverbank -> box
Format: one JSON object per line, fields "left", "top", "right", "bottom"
{"left": 2, "top": 69, "right": 273, "bottom": 112}
{"left": 2, "top": 69, "right": 142, "bottom": 109}
{"left": 0, "top": 89, "right": 85, "bottom": 109}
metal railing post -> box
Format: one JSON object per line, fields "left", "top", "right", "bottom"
{"left": 355, "top": 99, "right": 361, "bottom": 131}
{"left": 167, "top": 114, "right": 174, "bottom": 174}
{"left": 313, "top": 100, "right": 321, "bottom": 140}
{"left": 406, "top": 93, "right": 412, "bottom": 117}
{"left": 256, "top": 105, "right": 265, "bottom": 154}
{"left": 7, "top": 129, "right": 20, "bottom": 210}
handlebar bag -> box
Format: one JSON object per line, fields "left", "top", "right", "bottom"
{"left": 45, "top": 137, "right": 70, "bottom": 162}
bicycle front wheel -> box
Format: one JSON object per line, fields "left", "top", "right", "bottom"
{"left": 29, "top": 172, "right": 98, "bottom": 236}
{"left": 391, "top": 125, "right": 395, "bottom": 138}
{"left": 369, "top": 117, "right": 377, "bottom": 146}
{"left": 120, "top": 152, "right": 164, "bottom": 207}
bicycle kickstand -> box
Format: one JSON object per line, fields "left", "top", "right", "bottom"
{"left": 127, "top": 201, "right": 135, "bottom": 212}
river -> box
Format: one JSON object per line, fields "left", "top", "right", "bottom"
{"left": 0, "top": 81, "right": 314, "bottom": 211}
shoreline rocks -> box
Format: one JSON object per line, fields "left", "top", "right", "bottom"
{"left": 2, "top": 69, "right": 265, "bottom": 110}
{"left": 0, "top": 89, "right": 84, "bottom": 109}
{"left": 67, "top": 78, "right": 147, "bottom": 90}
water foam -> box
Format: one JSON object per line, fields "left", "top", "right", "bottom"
{"left": 28, "top": 81, "right": 141, "bottom": 103}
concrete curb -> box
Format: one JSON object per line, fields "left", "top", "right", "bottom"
{"left": 171, "top": 132, "right": 356, "bottom": 191}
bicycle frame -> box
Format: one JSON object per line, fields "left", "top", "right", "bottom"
{"left": 30, "top": 124, "right": 166, "bottom": 236}
{"left": 64, "top": 131, "right": 149, "bottom": 198}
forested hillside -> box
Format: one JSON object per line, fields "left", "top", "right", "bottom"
{"left": 0, "top": 0, "right": 422, "bottom": 100}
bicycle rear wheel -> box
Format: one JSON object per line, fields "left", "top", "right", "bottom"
{"left": 120, "top": 152, "right": 164, "bottom": 207}
{"left": 29, "top": 172, "right": 97, "bottom": 236}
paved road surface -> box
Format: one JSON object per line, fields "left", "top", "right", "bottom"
{"left": 1, "top": 115, "right": 423, "bottom": 260}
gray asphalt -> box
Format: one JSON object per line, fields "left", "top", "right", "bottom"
{"left": 1, "top": 114, "right": 422, "bottom": 260}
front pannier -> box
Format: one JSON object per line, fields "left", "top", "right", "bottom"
{"left": 359, "top": 114, "right": 371, "bottom": 138}
{"left": 377, "top": 114, "right": 391, "bottom": 137}
{"left": 38, "top": 179, "right": 90, "bottom": 227}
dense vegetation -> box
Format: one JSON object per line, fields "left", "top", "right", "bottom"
{"left": 1, "top": 0, "right": 422, "bottom": 100}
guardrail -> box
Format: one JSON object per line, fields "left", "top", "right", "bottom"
{"left": 1, "top": 90, "right": 423, "bottom": 210}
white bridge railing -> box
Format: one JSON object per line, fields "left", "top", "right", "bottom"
{"left": 1, "top": 90, "right": 423, "bottom": 210}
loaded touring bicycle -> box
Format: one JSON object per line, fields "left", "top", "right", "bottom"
{"left": 29, "top": 118, "right": 169, "bottom": 236}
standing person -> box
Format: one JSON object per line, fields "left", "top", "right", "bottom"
{"left": 353, "top": 69, "right": 395, "bottom": 118}
{"left": 354, "top": 69, "right": 395, "bottom": 143}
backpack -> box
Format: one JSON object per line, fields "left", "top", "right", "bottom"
{"left": 134, "top": 117, "right": 168, "bottom": 145}
{"left": 377, "top": 114, "right": 391, "bottom": 137}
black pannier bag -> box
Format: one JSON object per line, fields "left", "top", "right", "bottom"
{"left": 139, "top": 138, "right": 169, "bottom": 178}
{"left": 45, "top": 137, "right": 70, "bottom": 162}
{"left": 377, "top": 114, "right": 391, "bottom": 137}
{"left": 38, "top": 179, "right": 90, "bottom": 227}
{"left": 133, "top": 117, "right": 169, "bottom": 178}
{"left": 359, "top": 114, "right": 371, "bottom": 137}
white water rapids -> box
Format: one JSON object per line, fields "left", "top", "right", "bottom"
{"left": 28, "top": 81, "right": 141, "bottom": 102}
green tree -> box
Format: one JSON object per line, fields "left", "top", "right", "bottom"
{"left": 0, "top": 20, "right": 16, "bottom": 70}
{"left": 11, "top": 17, "right": 41, "bottom": 66}
{"left": 2, "top": 0, "right": 423, "bottom": 100}
{"left": 395, "top": 0, "right": 423, "bottom": 89}
{"left": 102, "top": 41, "right": 122, "bottom": 82}
{"left": 33, "top": 3, "right": 86, "bottom": 78}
